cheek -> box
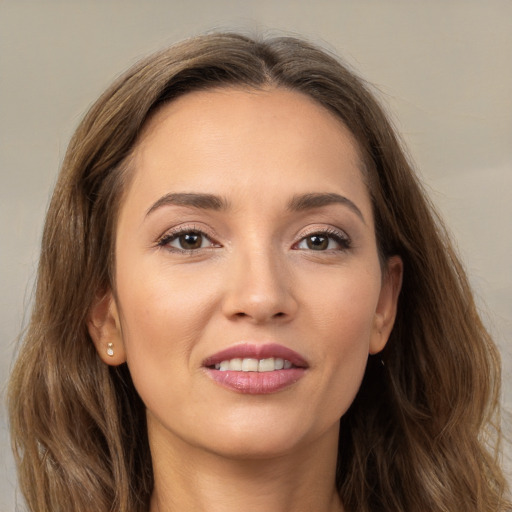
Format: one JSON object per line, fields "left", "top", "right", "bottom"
{"left": 306, "top": 263, "right": 381, "bottom": 347}
{"left": 113, "top": 264, "right": 220, "bottom": 398}
{"left": 116, "top": 259, "right": 219, "bottom": 346}
{"left": 303, "top": 265, "right": 380, "bottom": 414}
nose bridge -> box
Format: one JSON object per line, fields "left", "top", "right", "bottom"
{"left": 222, "top": 239, "right": 297, "bottom": 323}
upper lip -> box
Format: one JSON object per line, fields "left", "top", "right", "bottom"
{"left": 203, "top": 343, "right": 309, "bottom": 368}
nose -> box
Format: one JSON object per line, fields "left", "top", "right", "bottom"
{"left": 221, "top": 247, "right": 298, "bottom": 324}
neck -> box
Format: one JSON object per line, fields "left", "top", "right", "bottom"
{"left": 148, "top": 419, "right": 344, "bottom": 512}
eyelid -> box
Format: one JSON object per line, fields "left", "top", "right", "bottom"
{"left": 156, "top": 224, "right": 221, "bottom": 252}
{"left": 154, "top": 223, "right": 351, "bottom": 253}
{"left": 293, "top": 226, "right": 352, "bottom": 250}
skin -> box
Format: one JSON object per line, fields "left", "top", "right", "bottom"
{"left": 88, "top": 87, "right": 402, "bottom": 512}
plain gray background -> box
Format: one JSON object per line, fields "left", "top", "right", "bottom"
{"left": 1, "top": 1, "right": 511, "bottom": 510}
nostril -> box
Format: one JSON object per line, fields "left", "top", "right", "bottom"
{"left": 233, "top": 311, "right": 286, "bottom": 320}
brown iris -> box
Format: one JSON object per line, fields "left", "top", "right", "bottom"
{"left": 178, "top": 232, "right": 203, "bottom": 250}
{"left": 306, "top": 235, "right": 329, "bottom": 250}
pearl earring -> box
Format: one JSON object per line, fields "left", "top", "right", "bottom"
{"left": 106, "top": 343, "right": 114, "bottom": 357}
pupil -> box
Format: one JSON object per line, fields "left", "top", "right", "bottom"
{"left": 180, "top": 233, "right": 202, "bottom": 249}
{"left": 307, "top": 235, "right": 328, "bottom": 250}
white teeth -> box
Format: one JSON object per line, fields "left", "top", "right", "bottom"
{"left": 219, "top": 360, "right": 230, "bottom": 371}
{"left": 228, "top": 358, "right": 242, "bottom": 371}
{"left": 258, "top": 357, "right": 275, "bottom": 372}
{"left": 215, "top": 357, "right": 293, "bottom": 372}
{"left": 241, "top": 358, "right": 259, "bottom": 372}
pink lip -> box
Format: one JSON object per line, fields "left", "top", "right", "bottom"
{"left": 203, "top": 343, "right": 308, "bottom": 395}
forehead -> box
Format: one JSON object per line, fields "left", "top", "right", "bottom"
{"left": 123, "top": 86, "right": 370, "bottom": 218}
{"left": 137, "top": 86, "right": 363, "bottom": 162}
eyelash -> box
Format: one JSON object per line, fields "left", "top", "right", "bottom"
{"left": 156, "top": 227, "right": 351, "bottom": 253}
{"left": 156, "top": 226, "right": 219, "bottom": 253}
{"left": 294, "top": 227, "right": 351, "bottom": 252}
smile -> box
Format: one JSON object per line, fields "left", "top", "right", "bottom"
{"left": 214, "top": 357, "right": 293, "bottom": 372}
{"left": 203, "top": 343, "right": 308, "bottom": 394}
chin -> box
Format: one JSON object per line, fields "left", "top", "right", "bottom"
{"left": 197, "top": 413, "right": 338, "bottom": 462}
{"left": 205, "top": 432, "right": 305, "bottom": 461}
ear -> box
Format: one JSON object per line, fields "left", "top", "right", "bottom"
{"left": 87, "top": 291, "right": 127, "bottom": 366}
{"left": 369, "top": 255, "right": 403, "bottom": 355}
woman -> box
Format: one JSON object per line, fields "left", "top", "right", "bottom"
{"left": 8, "top": 33, "right": 510, "bottom": 512}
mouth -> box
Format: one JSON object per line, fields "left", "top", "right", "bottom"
{"left": 203, "top": 343, "right": 308, "bottom": 394}
{"left": 212, "top": 357, "right": 294, "bottom": 372}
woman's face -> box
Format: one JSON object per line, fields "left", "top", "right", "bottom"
{"left": 90, "top": 87, "right": 401, "bottom": 459}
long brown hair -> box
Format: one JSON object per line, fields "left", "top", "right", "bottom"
{"left": 8, "top": 33, "right": 510, "bottom": 512}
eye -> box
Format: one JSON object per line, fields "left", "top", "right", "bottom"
{"left": 295, "top": 231, "right": 350, "bottom": 251}
{"left": 158, "top": 229, "right": 218, "bottom": 252}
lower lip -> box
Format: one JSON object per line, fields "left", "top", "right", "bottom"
{"left": 205, "top": 368, "right": 306, "bottom": 394}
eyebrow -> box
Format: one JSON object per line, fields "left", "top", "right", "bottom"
{"left": 145, "top": 191, "right": 365, "bottom": 223}
{"left": 145, "top": 192, "right": 229, "bottom": 217}
{"left": 287, "top": 192, "right": 365, "bottom": 223}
